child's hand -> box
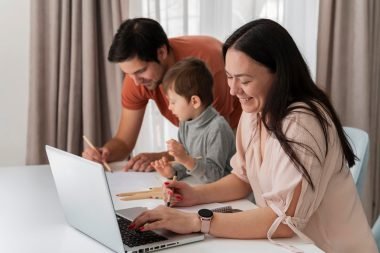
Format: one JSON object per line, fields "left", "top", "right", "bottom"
{"left": 166, "top": 139, "right": 188, "bottom": 164}
{"left": 150, "top": 157, "right": 174, "bottom": 178}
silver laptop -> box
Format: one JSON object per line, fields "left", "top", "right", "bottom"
{"left": 45, "top": 145, "right": 204, "bottom": 253}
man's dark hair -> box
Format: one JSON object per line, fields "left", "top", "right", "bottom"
{"left": 163, "top": 57, "right": 214, "bottom": 107}
{"left": 108, "top": 18, "right": 170, "bottom": 63}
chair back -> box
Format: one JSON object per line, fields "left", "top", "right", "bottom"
{"left": 343, "top": 127, "right": 369, "bottom": 195}
{"left": 372, "top": 216, "right": 380, "bottom": 251}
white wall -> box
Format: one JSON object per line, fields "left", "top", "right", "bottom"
{"left": 0, "top": 0, "right": 30, "bottom": 166}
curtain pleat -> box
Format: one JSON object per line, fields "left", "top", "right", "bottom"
{"left": 317, "top": 0, "right": 380, "bottom": 222}
{"left": 369, "top": 0, "right": 380, "bottom": 223}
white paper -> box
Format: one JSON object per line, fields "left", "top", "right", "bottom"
{"left": 106, "top": 171, "right": 163, "bottom": 195}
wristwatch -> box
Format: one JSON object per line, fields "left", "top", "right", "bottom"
{"left": 198, "top": 209, "right": 214, "bottom": 234}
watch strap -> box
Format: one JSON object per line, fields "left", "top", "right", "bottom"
{"left": 200, "top": 217, "right": 212, "bottom": 233}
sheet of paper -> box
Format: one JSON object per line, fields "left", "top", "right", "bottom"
{"left": 106, "top": 171, "right": 163, "bottom": 194}
{"left": 105, "top": 165, "right": 257, "bottom": 212}
{"left": 107, "top": 160, "right": 128, "bottom": 171}
{"left": 106, "top": 170, "right": 165, "bottom": 210}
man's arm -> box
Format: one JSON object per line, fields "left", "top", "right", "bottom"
{"left": 103, "top": 107, "right": 146, "bottom": 162}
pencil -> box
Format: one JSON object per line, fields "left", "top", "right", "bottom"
{"left": 116, "top": 187, "right": 161, "bottom": 197}
{"left": 83, "top": 135, "right": 113, "bottom": 173}
{"left": 118, "top": 189, "right": 163, "bottom": 201}
{"left": 120, "top": 194, "right": 163, "bottom": 201}
{"left": 166, "top": 176, "right": 177, "bottom": 207}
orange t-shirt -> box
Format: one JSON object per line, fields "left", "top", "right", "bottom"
{"left": 121, "top": 36, "right": 241, "bottom": 128}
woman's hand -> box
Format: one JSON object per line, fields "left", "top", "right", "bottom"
{"left": 151, "top": 157, "right": 174, "bottom": 178}
{"left": 163, "top": 179, "right": 200, "bottom": 207}
{"left": 130, "top": 206, "right": 200, "bottom": 234}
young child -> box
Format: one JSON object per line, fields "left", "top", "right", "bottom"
{"left": 151, "top": 57, "right": 236, "bottom": 184}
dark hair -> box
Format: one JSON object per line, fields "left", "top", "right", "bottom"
{"left": 108, "top": 18, "right": 170, "bottom": 63}
{"left": 223, "top": 19, "right": 356, "bottom": 190}
{"left": 162, "top": 57, "right": 214, "bottom": 106}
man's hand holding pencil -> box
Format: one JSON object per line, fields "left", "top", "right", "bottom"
{"left": 82, "top": 135, "right": 113, "bottom": 173}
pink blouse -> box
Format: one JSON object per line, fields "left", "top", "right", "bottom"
{"left": 231, "top": 103, "right": 377, "bottom": 253}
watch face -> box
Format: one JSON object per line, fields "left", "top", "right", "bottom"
{"left": 198, "top": 208, "right": 213, "bottom": 218}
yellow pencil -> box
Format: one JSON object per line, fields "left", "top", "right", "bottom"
{"left": 120, "top": 195, "right": 163, "bottom": 201}
{"left": 83, "top": 135, "right": 113, "bottom": 173}
{"left": 116, "top": 187, "right": 161, "bottom": 197}
{"left": 119, "top": 191, "right": 164, "bottom": 201}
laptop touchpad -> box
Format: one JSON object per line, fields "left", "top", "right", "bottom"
{"left": 116, "top": 207, "right": 148, "bottom": 221}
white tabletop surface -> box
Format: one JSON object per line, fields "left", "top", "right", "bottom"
{"left": 0, "top": 164, "right": 324, "bottom": 253}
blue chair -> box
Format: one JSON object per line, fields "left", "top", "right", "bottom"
{"left": 343, "top": 127, "right": 369, "bottom": 196}
{"left": 372, "top": 216, "right": 380, "bottom": 250}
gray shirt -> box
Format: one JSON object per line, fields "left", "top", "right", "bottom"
{"left": 173, "top": 106, "right": 236, "bottom": 183}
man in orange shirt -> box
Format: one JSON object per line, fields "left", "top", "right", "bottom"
{"left": 82, "top": 18, "right": 241, "bottom": 171}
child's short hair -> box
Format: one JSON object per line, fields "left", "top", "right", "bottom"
{"left": 163, "top": 57, "right": 213, "bottom": 106}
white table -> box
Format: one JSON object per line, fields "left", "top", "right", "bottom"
{"left": 0, "top": 165, "right": 324, "bottom": 253}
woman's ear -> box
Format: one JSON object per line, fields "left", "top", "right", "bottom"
{"left": 190, "top": 95, "right": 202, "bottom": 109}
{"left": 157, "top": 45, "right": 168, "bottom": 62}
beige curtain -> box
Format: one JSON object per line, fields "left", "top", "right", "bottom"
{"left": 369, "top": 0, "right": 380, "bottom": 223}
{"left": 317, "top": 0, "right": 380, "bottom": 223}
{"left": 26, "top": 0, "right": 129, "bottom": 164}
{"left": 26, "top": 0, "right": 128, "bottom": 164}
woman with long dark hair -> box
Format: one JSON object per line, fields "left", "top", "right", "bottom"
{"left": 130, "top": 19, "right": 377, "bottom": 253}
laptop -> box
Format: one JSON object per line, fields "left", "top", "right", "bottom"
{"left": 45, "top": 145, "right": 204, "bottom": 253}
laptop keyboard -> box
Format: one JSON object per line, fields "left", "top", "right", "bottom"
{"left": 116, "top": 215, "right": 168, "bottom": 247}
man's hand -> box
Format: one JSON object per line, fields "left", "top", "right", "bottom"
{"left": 82, "top": 147, "right": 110, "bottom": 163}
{"left": 124, "top": 152, "right": 169, "bottom": 172}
